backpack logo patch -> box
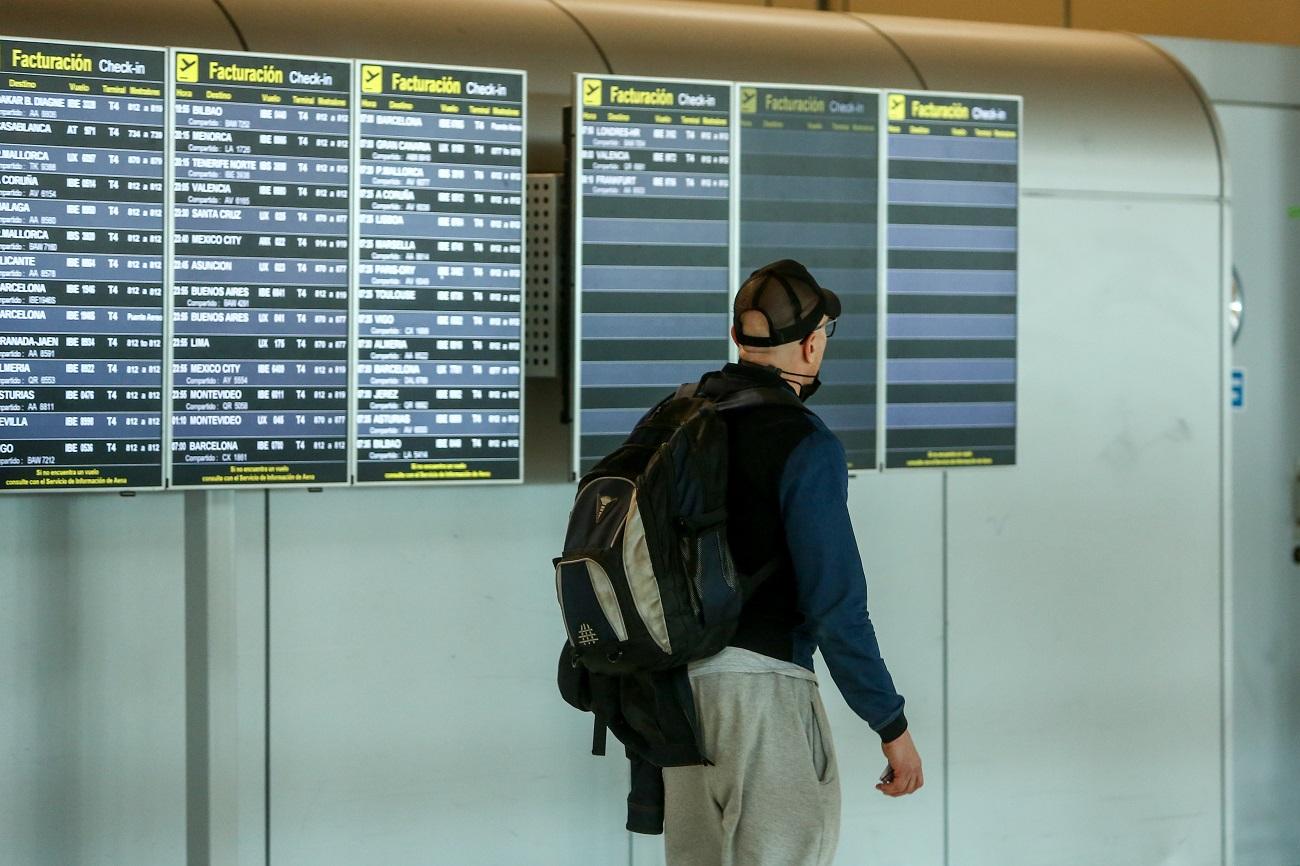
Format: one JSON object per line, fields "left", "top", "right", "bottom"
{"left": 594, "top": 495, "right": 616, "bottom": 524}
{"left": 576, "top": 623, "right": 599, "bottom": 646}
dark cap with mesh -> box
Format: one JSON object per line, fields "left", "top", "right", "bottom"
{"left": 733, "top": 259, "right": 841, "bottom": 347}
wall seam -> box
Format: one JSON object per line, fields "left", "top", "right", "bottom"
{"left": 1212, "top": 99, "right": 1300, "bottom": 112}
{"left": 1218, "top": 192, "right": 1232, "bottom": 866}
{"left": 548, "top": 0, "right": 615, "bottom": 74}
{"left": 1131, "top": 34, "right": 1227, "bottom": 201}
{"left": 942, "top": 471, "right": 950, "bottom": 866}
{"left": 209, "top": 0, "right": 249, "bottom": 51}
{"left": 264, "top": 490, "right": 272, "bottom": 866}
{"left": 1020, "top": 189, "right": 1222, "bottom": 203}
{"left": 844, "top": 14, "right": 929, "bottom": 89}
{"left": 185, "top": 494, "right": 210, "bottom": 866}
{"left": 1130, "top": 36, "right": 1233, "bottom": 864}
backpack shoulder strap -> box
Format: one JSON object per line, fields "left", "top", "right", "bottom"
{"left": 681, "top": 369, "right": 808, "bottom": 414}
{"left": 747, "top": 558, "right": 783, "bottom": 584}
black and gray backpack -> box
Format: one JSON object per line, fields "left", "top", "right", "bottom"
{"left": 555, "top": 376, "right": 805, "bottom": 676}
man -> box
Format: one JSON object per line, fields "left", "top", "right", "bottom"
{"left": 663, "top": 259, "right": 923, "bottom": 866}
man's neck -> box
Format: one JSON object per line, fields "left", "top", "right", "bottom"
{"left": 736, "top": 357, "right": 803, "bottom": 395}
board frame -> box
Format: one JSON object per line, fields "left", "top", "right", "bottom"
{"left": 0, "top": 34, "right": 170, "bottom": 494}
{"left": 570, "top": 71, "right": 736, "bottom": 480}
{"left": 877, "top": 87, "right": 1023, "bottom": 472}
{"left": 349, "top": 57, "right": 528, "bottom": 488}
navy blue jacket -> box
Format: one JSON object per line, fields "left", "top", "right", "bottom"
{"left": 716, "top": 361, "right": 907, "bottom": 740}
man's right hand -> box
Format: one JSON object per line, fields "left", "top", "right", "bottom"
{"left": 876, "top": 729, "right": 923, "bottom": 797}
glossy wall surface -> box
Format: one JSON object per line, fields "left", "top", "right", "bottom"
{"left": 0, "top": 3, "right": 1233, "bottom": 865}
{"left": 221, "top": 0, "right": 605, "bottom": 169}
{"left": 1154, "top": 35, "right": 1300, "bottom": 866}
{"left": 0, "top": 495, "right": 188, "bottom": 866}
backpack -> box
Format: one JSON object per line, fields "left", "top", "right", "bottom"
{"left": 555, "top": 374, "right": 805, "bottom": 677}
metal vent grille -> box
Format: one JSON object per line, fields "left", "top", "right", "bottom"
{"left": 525, "top": 174, "right": 561, "bottom": 377}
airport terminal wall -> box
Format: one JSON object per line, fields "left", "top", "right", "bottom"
{"left": 0, "top": 2, "right": 1231, "bottom": 865}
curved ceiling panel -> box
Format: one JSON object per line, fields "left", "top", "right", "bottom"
{"left": 561, "top": 1, "right": 922, "bottom": 90}
{"left": 0, "top": 0, "right": 1222, "bottom": 194}
{"left": 861, "top": 15, "right": 1221, "bottom": 197}
{"left": 220, "top": 0, "right": 607, "bottom": 170}
{"left": 1, "top": 0, "right": 242, "bottom": 50}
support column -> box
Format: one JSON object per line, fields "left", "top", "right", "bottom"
{"left": 185, "top": 490, "right": 268, "bottom": 866}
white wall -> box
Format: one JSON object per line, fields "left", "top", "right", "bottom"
{"left": 264, "top": 480, "right": 630, "bottom": 866}
{"left": 1154, "top": 36, "right": 1300, "bottom": 866}
{"left": 947, "top": 195, "right": 1224, "bottom": 864}
{"left": 0, "top": 494, "right": 188, "bottom": 866}
{"left": 0, "top": 216, "right": 1230, "bottom": 866}
{"left": 257, "top": 192, "right": 1228, "bottom": 866}
{"left": 0, "top": 27, "right": 1252, "bottom": 866}
{"left": 1220, "top": 102, "right": 1300, "bottom": 865}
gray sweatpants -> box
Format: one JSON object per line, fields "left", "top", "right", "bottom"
{"left": 663, "top": 649, "right": 842, "bottom": 866}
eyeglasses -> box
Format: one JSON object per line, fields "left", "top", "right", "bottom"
{"left": 804, "top": 320, "right": 836, "bottom": 340}
{"left": 800, "top": 319, "right": 836, "bottom": 346}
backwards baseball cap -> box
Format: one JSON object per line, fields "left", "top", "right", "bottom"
{"left": 732, "top": 259, "right": 842, "bottom": 348}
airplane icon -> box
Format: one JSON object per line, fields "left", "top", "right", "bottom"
{"left": 176, "top": 53, "right": 199, "bottom": 83}
{"left": 361, "top": 64, "right": 384, "bottom": 93}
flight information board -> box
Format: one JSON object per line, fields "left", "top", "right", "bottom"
{"left": 0, "top": 38, "right": 166, "bottom": 492}
{"left": 573, "top": 75, "right": 732, "bottom": 476}
{"left": 171, "top": 50, "right": 351, "bottom": 487}
{"left": 738, "top": 83, "right": 878, "bottom": 470}
{"left": 354, "top": 60, "right": 524, "bottom": 484}
{"left": 883, "top": 91, "right": 1019, "bottom": 468}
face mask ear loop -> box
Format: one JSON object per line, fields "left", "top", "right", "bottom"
{"left": 768, "top": 365, "right": 821, "bottom": 403}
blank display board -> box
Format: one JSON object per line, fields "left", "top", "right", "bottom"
{"left": 571, "top": 79, "right": 1020, "bottom": 477}
{"left": 737, "top": 84, "right": 879, "bottom": 470}
{"left": 573, "top": 74, "right": 732, "bottom": 476}
{"left": 883, "top": 91, "right": 1020, "bottom": 468}
{"left": 353, "top": 61, "right": 525, "bottom": 484}
{"left": 170, "top": 49, "right": 352, "bottom": 487}
{"left": 0, "top": 38, "right": 167, "bottom": 492}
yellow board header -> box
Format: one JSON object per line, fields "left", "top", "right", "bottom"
{"left": 889, "top": 92, "right": 1015, "bottom": 124}
{"left": 361, "top": 63, "right": 518, "bottom": 100}
{"left": 582, "top": 77, "right": 725, "bottom": 111}
{"left": 9, "top": 47, "right": 92, "bottom": 73}
{"left": 176, "top": 52, "right": 344, "bottom": 89}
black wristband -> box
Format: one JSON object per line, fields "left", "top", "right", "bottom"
{"left": 877, "top": 710, "right": 908, "bottom": 744}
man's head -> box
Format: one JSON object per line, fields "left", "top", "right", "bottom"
{"left": 731, "top": 259, "right": 840, "bottom": 396}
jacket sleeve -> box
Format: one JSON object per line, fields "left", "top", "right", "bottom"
{"left": 626, "top": 750, "right": 665, "bottom": 835}
{"left": 778, "top": 428, "right": 908, "bottom": 742}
